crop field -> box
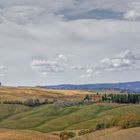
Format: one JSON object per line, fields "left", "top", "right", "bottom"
{"left": 0, "top": 86, "right": 123, "bottom": 103}
{"left": 0, "top": 86, "right": 93, "bottom": 102}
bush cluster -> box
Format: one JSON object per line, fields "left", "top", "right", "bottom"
{"left": 118, "top": 113, "right": 140, "bottom": 128}
{"left": 95, "top": 113, "right": 140, "bottom": 130}
{"left": 95, "top": 123, "right": 110, "bottom": 130}
{"left": 3, "top": 100, "right": 22, "bottom": 104}
{"left": 60, "top": 132, "right": 76, "bottom": 140}
{"left": 2, "top": 98, "right": 50, "bottom": 107}
{"left": 78, "top": 129, "right": 90, "bottom": 136}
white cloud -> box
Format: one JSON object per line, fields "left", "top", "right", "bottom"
{"left": 86, "top": 68, "right": 93, "bottom": 74}
{"left": 1, "top": 18, "right": 140, "bottom": 82}
{"left": 94, "top": 71, "right": 101, "bottom": 75}
{"left": 99, "top": 50, "right": 140, "bottom": 72}
{"left": 0, "top": 0, "right": 140, "bottom": 84}
{"left": 0, "top": 0, "right": 77, "bottom": 25}
{"left": 0, "top": 74, "right": 5, "bottom": 77}
{"left": 80, "top": 74, "right": 92, "bottom": 79}
{"left": 31, "top": 54, "right": 76, "bottom": 75}
{"left": 70, "top": 65, "right": 86, "bottom": 70}
{"left": 56, "top": 54, "right": 68, "bottom": 62}
{"left": 76, "top": 50, "right": 140, "bottom": 79}
{"left": 118, "top": 50, "right": 140, "bottom": 60}
{"left": 0, "top": 65, "right": 5, "bottom": 70}
{"left": 124, "top": 10, "right": 140, "bottom": 20}
{"left": 1, "top": 0, "right": 140, "bottom": 25}
{"left": 0, "top": 6, "right": 63, "bottom": 25}
{"left": 31, "top": 60, "right": 65, "bottom": 75}
{"left": 0, "top": 65, "right": 6, "bottom": 77}
{"left": 100, "top": 58, "right": 132, "bottom": 69}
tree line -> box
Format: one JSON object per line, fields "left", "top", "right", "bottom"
{"left": 1, "top": 98, "right": 51, "bottom": 106}
{"left": 102, "top": 94, "right": 140, "bottom": 104}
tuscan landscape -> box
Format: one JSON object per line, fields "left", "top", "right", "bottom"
{"left": 0, "top": 84, "right": 139, "bottom": 140}
{"left": 0, "top": 0, "right": 140, "bottom": 140}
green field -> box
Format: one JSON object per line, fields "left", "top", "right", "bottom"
{"left": 0, "top": 103, "right": 139, "bottom": 133}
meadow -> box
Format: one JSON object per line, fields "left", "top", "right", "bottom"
{"left": 0, "top": 103, "right": 139, "bottom": 132}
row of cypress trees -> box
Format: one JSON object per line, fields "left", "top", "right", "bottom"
{"left": 104, "top": 94, "right": 140, "bottom": 103}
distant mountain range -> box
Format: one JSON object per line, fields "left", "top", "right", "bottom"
{"left": 43, "top": 81, "right": 140, "bottom": 93}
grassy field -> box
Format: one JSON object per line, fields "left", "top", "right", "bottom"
{"left": 0, "top": 103, "right": 139, "bottom": 133}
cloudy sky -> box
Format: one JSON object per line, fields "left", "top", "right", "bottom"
{"left": 0, "top": 0, "right": 140, "bottom": 86}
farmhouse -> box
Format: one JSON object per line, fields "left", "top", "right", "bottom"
{"left": 83, "top": 93, "right": 103, "bottom": 103}
{"left": 92, "top": 94, "right": 103, "bottom": 102}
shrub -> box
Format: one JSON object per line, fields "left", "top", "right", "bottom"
{"left": 3, "top": 100, "right": 22, "bottom": 105}
{"left": 24, "top": 99, "right": 35, "bottom": 106}
{"left": 78, "top": 129, "right": 90, "bottom": 136}
{"left": 60, "top": 132, "right": 76, "bottom": 140}
{"left": 24, "top": 98, "right": 42, "bottom": 106}
{"left": 109, "top": 117, "right": 119, "bottom": 127}
{"left": 118, "top": 113, "right": 140, "bottom": 128}
{"left": 95, "top": 123, "right": 110, "bottom": 130}
{"left": 2, "top": 98, "right": 51, "bottom": 107}
{"left": 88, "top": 127, "right": 95, "bottom": 133}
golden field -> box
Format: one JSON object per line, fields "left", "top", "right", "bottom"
{"left": 72, "top": 127, "right": 140, "bottom": 140}
{"left": 0, "top": 129, "right": 60, "bottom": 140}
{"left": 0, "top": 86, "right": 88, "bottom": 102}
{"left": 0, "top": 86, "right": 121, "bottom": 102}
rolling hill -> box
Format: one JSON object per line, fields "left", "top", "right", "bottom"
{"left": 0, "top": 86, "right": 90, "bottom": 102}
{"left": 0, "top": 103, "right": 139, "bottom": 133}
{"left": 71, "top": 127, "right": 140, "bottom": 140}
{"left": 45, "top": 81, "right": 140, "bottom": 92}
{"left": 0, "top": 86, "right": 140, "bottom": 140}
{"left": 0, "top": 129, "right": 60, "bottom": 140}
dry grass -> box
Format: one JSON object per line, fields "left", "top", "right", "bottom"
{"left": 0, "top": 86, "right": 122, "bottom": 103}
{"left": 0, "top": 129, "right": 60, "bottom": 140}
{"left": 72, "top": 127, "right": 140, "bottom": 140}
{"left": 0, "top": 86, "right": 90, "bottom": 102}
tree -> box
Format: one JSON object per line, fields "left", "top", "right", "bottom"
{"left": 83, "top": 95, "right": 90, "bottom": 102}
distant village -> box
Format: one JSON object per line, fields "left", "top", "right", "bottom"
{"left": 83, "top": 92, "right": 140, "bottom": 104}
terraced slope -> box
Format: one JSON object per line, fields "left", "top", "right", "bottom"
{"left": 72, "top": 127, "right": 140, "bottom": 140}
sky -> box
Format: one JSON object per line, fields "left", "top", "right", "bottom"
{"left": 0, "top": 0, "right": 140, "bottom": 86}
